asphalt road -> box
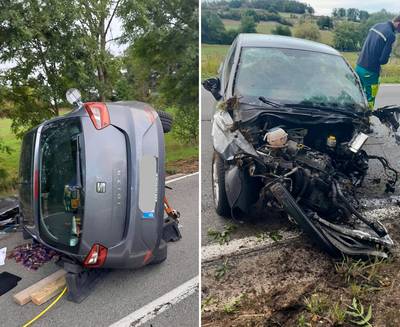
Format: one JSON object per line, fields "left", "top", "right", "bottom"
{"left": 0, "top": 173, "right": 199, "bottom": 327}
{"left": 201, "top": 85, "right": 400, "bottom": 245}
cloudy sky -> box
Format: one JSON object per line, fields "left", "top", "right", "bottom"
{"left": 304, "top": 0, "right": 400, "bottom": 15}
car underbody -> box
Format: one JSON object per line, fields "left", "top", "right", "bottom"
{"left": 212, "top": 100, "right": 400, "bottom": 258}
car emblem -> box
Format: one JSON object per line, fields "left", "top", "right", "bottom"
{"left": 96, "top": 182, "right": 106, "bottom": 193}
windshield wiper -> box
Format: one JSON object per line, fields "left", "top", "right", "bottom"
{"left": 258, "top": 96, "right": 282, "bottom": 108}
{"left": 285, "top": 101, "right": 361, "bottom": 118}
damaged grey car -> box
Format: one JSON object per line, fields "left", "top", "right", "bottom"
{"left": 203, "top": 34, "right": 400, "bottom": 258}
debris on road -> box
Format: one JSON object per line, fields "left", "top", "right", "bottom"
{"left": 8, "top": 243, "right": 59, "bottom": 270}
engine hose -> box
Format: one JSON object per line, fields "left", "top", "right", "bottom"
{"left": 334, "top": 181, "right": 387, "bottom": 237}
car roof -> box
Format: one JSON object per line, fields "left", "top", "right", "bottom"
{"left": 236, "top": 33, "right": 340, "bottom": 56}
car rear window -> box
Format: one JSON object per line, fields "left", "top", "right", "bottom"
{"left": 39, "top": 118, "right": 84, "bottom": 253}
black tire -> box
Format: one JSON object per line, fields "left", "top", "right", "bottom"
{"left": 212, "top": 151, "right": 231, "bottom": 217}
{"left": 150, "top": 240, "right": 168, "bottom": 265}
{"left": 157, "top": 110, "right": 173, "bottom": 133}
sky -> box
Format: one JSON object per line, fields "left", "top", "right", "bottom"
{"left": 303, "top": 0, "right": 400, "bottom": 15}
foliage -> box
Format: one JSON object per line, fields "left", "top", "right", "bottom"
{"left": 214, "top": 258, "right": 231, "bottom": 280}
{"left": 207, "top": 224, "right": 237, "bottom": 245}
{"left": 333, "top": 21, "right": 362, "bottom": 51}
{"left": 0, "top": 0, "right": 123, "bottom": 136}
{"left": 294, "top": 22, "right": 320, "bottom": 42}
{"left": 223, "top": 294, "right": 245, "bottom": 314}
{"left": 271, "top": 25, "right": 291, "bottom": 36}
{"left": 239, "top": 14, "right": 257, "bottom": 33}
{"left": 346, "top": 298, "right": 373, "bottom": 327}
{"left": 119, "top": 0, "right": 198, "bottom": 144}
{"left": 317, "top": 16, "right": 333, "bottom": 30}
{"left": 202, "top": 11, "right": 227, "bottom": 44}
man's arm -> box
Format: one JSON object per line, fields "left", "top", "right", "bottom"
{"left": 379, "top": 36, "right": 395, "bottom": 65}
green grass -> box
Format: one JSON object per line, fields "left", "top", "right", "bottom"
{"left": 0, "top": 118, "right": 21, "bottom": 192}
{"left": 202, "top": 44, "right": 229, "bottom": 79}
{"left": 0, "top": 117, "right": 198, "bottom": 194}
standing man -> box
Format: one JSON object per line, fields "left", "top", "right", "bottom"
{"left": 356, "top": 16, "right": 400, "bottom": 109}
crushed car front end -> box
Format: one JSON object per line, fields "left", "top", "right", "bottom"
{"left": 205, "top": 34, "right": 399, "bottom": 258}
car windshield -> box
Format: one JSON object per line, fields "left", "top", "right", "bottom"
{"left": 39, "top": 118, "right": 84, "bottom": 253}
{"left": 234, "top": 47, "right": 366, "bottom": 111}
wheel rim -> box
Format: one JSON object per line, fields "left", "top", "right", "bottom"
{"left": 212, "top": 158, "right": 220, "bottom": 208}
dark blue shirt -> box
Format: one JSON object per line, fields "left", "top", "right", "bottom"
{"left": 357, "top": 21, "right": 396, "bottom": 73}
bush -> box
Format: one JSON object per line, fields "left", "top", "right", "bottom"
{"left": 272, "top": 25, "right": 292, "bottom": 36}
{"left": 294, "top": 22, "right": 320, "bottom": 41}
{"left": 202, "top": 11, "right": 227, "bottom": 44}
{"left": 239, "top": 15, "right": 257, "bottom": 33}
{"left": 333, "top": 21, "right": 362, "bottom": 51}
{"left": 169, "top": 106, "right": 198, "bottom": 145}
{"left": 317, "top": 16, "right": 333, "bottom": 30}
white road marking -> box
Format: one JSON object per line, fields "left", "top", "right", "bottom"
{"left": 202, "top": 230, "right": 301, "bottom": 263}
{"left": 109, "top": 276, "right": 199, "bottom": 327}
{"left": 166, "top": 172, "right": 199, "bottom": 184}
{"left": 202, "top": 204, "right": 400, "bottom": 263}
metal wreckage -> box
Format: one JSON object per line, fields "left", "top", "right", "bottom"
{"left": 210, "top": 95, "right": 400, "bottom": 258}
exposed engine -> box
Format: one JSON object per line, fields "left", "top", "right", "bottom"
{"left": 231, "top": 120, "right": 397, "bottom": 258}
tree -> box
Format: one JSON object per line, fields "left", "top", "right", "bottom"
{"left": 201, "top": 12, "right": 226, "bottom": 44}
{"left": 240, "top": 14, "right": 257, "bottom": 33}
{"left": 0, "top": 0, "right": 123, "bottom": 136}
{"left": 119, "top": 0, "right": 198, "bottom": 144}
{"left": 359, "top": 10, "right": 370, "bottom": 21}
{"left": 317, "top": 16, "right": 333, "bottom": 30}
{"left": 294, "top": 22, "right": 320, "bottom": 41}
{"left": 229, "top": 0, "right": 242, "bottom": 8}
{"left": 0, "top": 0, "right": 83, "bottom": 135}
{"left": 347, "top": 8, "right": 360, "bottom": 22}
{"left": 272, "top": 25, "right": 292, "bottom": 36}
{"left": 333, "top": 21, "right": 362, "bottom": 51}
{"left": 337, "top": 8, "right": 346, "bottom": 18}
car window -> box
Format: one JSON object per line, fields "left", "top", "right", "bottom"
{"left": 19, "top": 129, "right": 36, "bottom": 227}
{"left": 234, "top": 47, "right": 366, "bottom": 110}
{"left": 39, "top": 117, "right": 84, "bottom": 253}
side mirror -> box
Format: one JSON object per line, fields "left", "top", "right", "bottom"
{"left": 202, "top": 78, "right": 222, "bottom": 101}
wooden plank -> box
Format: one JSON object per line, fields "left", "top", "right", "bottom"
{"left": 13, "top": 269, "right": 66, "bottom": 305}
{"left": 30, "top": 276, "right": 66, "bottom": 305}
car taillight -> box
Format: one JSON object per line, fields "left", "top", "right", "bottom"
{"left": 83, "top": 243, "right": 108, "bottom": 268}
{"left": 84, "top": 102, "right": 110, "bottom": 129}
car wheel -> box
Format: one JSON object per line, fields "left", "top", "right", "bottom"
{"left": 212, "top": 151, "right": 231, "bottom": 217}
{"left": 157, "top": 110, "right": 173, "bottom": 133}
{"left": 150, "top": 240, "right": 168, "bottom": 265}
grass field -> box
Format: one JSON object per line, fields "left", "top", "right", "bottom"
{"left": 0, "top": 117, "right": 198, "bottom": 194}
{"left": 202, "top": 43, "right": 400, "bottom": 83}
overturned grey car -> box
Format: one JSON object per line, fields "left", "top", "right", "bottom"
{"left": 203, "top": 34, "right": 400, "bottom": 258}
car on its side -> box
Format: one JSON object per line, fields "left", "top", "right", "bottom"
{"left": 19, "top": 92, "right": 174, "bottom": 272}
